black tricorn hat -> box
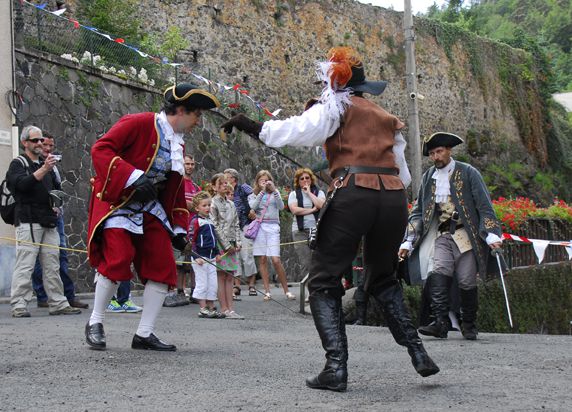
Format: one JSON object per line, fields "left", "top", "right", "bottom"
{"left": 422, "top": 132, "right": 464, "bottom": 156}
{"left": 164, "top": 83, "right": 220, "bottom": 109}
{"left": 345, "top": 63, "right": 387, "bottom": 96}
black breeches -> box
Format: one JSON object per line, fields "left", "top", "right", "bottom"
{"left": 307, "top": 178, "right": 408, "bottom": 298}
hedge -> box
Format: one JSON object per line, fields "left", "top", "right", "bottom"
{"left": 348, "top": 261, "right": 572, "bottom": 335}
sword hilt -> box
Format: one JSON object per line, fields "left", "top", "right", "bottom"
{"left": 491, "top": 247, "right": 503, "bottom": 257}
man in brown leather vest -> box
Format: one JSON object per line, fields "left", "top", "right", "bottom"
{"left": 221, "top": 47, "right": 439, "bottom": 391}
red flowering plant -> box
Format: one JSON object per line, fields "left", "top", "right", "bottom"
{"left": 492, "top": 197, "right": 538, "bottom": 232}
{"left": 492, "top": 197, "right": 572, "bottom": 232}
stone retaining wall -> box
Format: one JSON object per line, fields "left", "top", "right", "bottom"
{"left": 14, "top": 49, "right": 318, "bottom": 292}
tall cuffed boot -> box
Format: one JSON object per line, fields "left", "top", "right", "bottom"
{"left": 418, "top": 273, "right": 452, "bottom": 339}
{"left": 373, "top": 282, "right": 440, "bottom": 378}
{"left": 460, "top": 288, "right": 479, "bottom": 340}
{"left": 306, "top": 291, "right": 348, "bottom": 392}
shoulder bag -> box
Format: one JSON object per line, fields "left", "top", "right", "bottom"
{"left": 244, "top": 194, "right": 272, "bottom": 240}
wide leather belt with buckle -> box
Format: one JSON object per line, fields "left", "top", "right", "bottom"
{"left": 332, "top": 166, "right": 399, "bottom": 178}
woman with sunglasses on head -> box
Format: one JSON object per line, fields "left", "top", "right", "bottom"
{"left": 287, "top": 168, "right": 325, "bottom": 280}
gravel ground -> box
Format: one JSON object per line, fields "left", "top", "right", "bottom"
{"left": 0, "top": 286, "right": 570, "bottom": 411}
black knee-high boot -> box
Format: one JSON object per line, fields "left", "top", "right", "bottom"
{"left": 306, "top": 291, "right": 348, "bottom": 392}
{"left": 373, "top": 282, "right": 440, "bottom": 377}
{"left": 460, "top": 287, "right": 479, "bottom": 340}
{"left": 418, "top": 273, "right": 452, "bottom": 339}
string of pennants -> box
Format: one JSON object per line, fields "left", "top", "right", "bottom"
{"left": 502, "top": 233, "right": 572, "bottom": 263}
{"left": 24, "top": 1, "right": 282, "bottom": 118}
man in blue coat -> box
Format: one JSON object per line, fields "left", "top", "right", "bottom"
{"left": 399, "top": 132, "right": 502, "bottom": 340}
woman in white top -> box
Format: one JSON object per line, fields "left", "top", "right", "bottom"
{"left": 248, "top": 170, "right": 296, "bottom": 301}
{"left": 287, "top": 168, "right": 325, "bottom": 280}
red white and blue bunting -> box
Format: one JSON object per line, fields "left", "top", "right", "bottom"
{"left": 24, "top": 1, "right": 281, "bottom": 118}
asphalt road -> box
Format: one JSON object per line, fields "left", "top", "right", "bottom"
{"left": 0, "top": 286, "right": 571, "bottom": 411}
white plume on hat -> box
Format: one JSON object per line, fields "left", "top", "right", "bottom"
{"left": 315, "top": 61, "right": 353, "bottom": 124}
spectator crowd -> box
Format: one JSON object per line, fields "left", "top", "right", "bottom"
{"left": 4, "top": 125, "right": 325, "bottom": 320}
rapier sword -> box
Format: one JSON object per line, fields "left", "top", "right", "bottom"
{"left": 492, "top": 248, "right": 513, "bottom": 328}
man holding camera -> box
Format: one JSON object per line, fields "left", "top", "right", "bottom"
{"left": 31, "top": 132, "right": 89, "bottom": 309}
{"left": 7, "top": 125, "right": 81, "bottom": 317}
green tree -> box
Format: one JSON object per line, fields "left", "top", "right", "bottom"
{"left": 140, "top": 27, "right": 190, "bottom": 62}
{"left": 77, "top": 0, "right": 142, "bottom": 43}
{"left": 424, "top": 0, "right": 572, "bottom": 91}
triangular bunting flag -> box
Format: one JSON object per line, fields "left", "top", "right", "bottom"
{"left": 566, "top": 241, "right": 572, "bottom": 260}
{"left": 531, "top": 239, "right": 550, "bottom": 263}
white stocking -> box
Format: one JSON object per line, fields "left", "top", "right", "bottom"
{"left": 136, "top": 280, "right": 168, "bottom": 337}
{"left": 89, "top": 274, "right": 119, "bottom": 326}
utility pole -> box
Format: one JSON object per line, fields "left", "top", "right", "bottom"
{"left": 403, "top": 0, "right": 422, "bottom": 198}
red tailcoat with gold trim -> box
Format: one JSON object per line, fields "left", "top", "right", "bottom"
{"left": 87, "top": 112, "right": 189, "bottom": 268}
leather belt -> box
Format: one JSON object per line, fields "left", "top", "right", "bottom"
{"left": 439, "top": 223, "right": 464, "bottom": 234}
{"left": 332, "top": 166, "right": 399, "bottom": 178}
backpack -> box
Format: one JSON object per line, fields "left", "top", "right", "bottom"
{"left": 0, "top": 156, "right": 29, "bottom": 225}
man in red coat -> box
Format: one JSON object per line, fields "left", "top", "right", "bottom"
{"left": 85, "top": 83, "right": 220, "bottom": 351}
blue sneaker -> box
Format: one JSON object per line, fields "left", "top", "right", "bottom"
{"left": 106, "top": 299, "right": 125, "bottom": 313}
{"left": 122, "top": 299, "right": 143, "bottom": 313}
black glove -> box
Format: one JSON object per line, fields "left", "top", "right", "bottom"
{"left": 220, "top": 114, "right": 263, "bottom": 138}
{"left": 172, "top": 233, "right": 188, "bottom": 252}
{"left": 131, "top": 175, "right": 157, "bottom": 203}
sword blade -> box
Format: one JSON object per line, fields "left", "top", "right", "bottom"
{"left": 495, "top": 252, "right": 514, "bottom": 328}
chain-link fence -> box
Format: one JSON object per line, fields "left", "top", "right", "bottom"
{"left": 13, "top": 0, "right": 271, "bottom": 121}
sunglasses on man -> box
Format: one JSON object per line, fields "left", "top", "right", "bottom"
{"left": 27, "top": 138, "right": 45, "bottom": 143}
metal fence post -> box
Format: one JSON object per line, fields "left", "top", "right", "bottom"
{"left": 35, "top": 7, "right": 42, "bottom": 50}
{"left": 506, "top": 243, "right": 513, "bottom": 269}
{"left": 85, "top": 32, "right": 94, "bottom": 67}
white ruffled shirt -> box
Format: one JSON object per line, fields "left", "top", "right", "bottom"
{"left": 156, "top": 111, "right": 185, "bottom": 176}
{"left": 432, "top": 158, "right": 456, "bottom": 203}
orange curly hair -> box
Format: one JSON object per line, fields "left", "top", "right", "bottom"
{"left": 327, "top": 47, "right": 362, "bottom": 88}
